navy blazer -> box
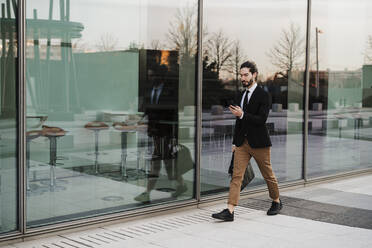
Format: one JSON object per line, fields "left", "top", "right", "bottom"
{"left": 232, "top": 85, "right": 272, "bottom": 148}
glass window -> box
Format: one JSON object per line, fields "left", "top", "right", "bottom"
{"left": 0, "top": 0, "right": 18, "bottom": 234}
{"left": 308, "top": 0, "right": 372, "bottom": 177}
{"left": 201, "top": 0, "right": 307, "bottom": 195}
{"left": 25, "top": 0, "right": 196, "bottom": 227}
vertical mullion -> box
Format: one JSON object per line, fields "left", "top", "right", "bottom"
{"left": 17, "top": 0, "right": 26, "bottom": 234}
{"left": 195, "top": 0, "right": 203, "bottom": 202}
{"left": 303, "top": 0, "right": 312, "bottom": 182}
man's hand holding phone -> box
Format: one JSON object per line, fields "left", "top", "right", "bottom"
{"left": 229, "top": 104, "right": 243, "bottom": 118}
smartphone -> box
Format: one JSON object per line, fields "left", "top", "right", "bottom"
{"left": 229, "top": 104, "right": 239, "bottom": 109}
{"left": 226, "top": 99, "right": 237, "bottom": 107}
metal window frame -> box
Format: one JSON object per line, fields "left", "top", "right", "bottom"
{"left": 18, "top": 0, "right": 26, "bottom": 235}
{"left": 195, "top": 0, "right": 203, "bottom": 203}
{"left": 0, "top": 0, "right": 371, "bottom": 242}
{"left": 303, "top": 0, "right": 312, "bottom": 182}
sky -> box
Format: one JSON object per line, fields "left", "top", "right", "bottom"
{"left": 24, "top": 0, "right": 372, "bottom": 78}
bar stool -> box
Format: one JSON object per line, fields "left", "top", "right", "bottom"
{"left": 42, "top": 125, "right": 66, "bottom": 189}
{"left": 84, "top": 121, "right": 109, "bottom": 174}
{"left": 113, "top": 122, "right": 147, "bottom": 179}
{"left": 26, "top": 130, "right": 43, "bottom": 191}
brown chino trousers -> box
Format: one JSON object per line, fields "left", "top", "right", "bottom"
{"left": 228, "top": 139, "right": 279, "bottom": 206}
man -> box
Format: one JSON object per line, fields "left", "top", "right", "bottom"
{"left": 212, "top": 61, "right": 282, "bottom": 221}
{"left": 135, "top": 62, "right": 187, "bottom": 203}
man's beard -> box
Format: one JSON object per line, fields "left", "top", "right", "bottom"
{"left": 242, "top": 79, "right": 254, "bottom": 89}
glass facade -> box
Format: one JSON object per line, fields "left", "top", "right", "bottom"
{"left": 0, "top": 0, "right": 18, "bottom": 234}
{"left": 25, "top": 0, "right": 196, "bottom": 227}
{"left": 307, "top": 0, "right": 372, "bottom": 177}
{"left": 0, "top": 0, "right": 371, "bottom": 237}
{"left": 201, "top": 0, "right": 307, "bottom": 195}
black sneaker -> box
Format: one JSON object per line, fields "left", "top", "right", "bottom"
{"left": 212, "top": 209, "right": 234, "bottom": 221}
{"left": 267, "top": 199, "right": 282, "bottom": 215}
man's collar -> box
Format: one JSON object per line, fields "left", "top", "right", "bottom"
{"left": 250, "top": 82, "right": 258, "bottom": 92}
{"left": 245, "top": 82, "right": 257, "bottom": 92}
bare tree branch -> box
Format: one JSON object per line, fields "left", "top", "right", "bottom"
{"left": 225, "top": 40, "right": 247, "bottom": 89}
{"left": 167, "top": 3, "right": 198, "bottom": 59}
{"left": 205, "top": 29, "right": 232, "bottom": 78}
{"left": 95, "top": 33, "right": 118, "bottom": 51}
{"left": 150, "top": 40, "right": 164, "bottom": 50}
{"left": 267, "top": 22, "right": 305, "bottom": 74}
{"left": 72, "top": 38, "right": 89, "bottom": 53}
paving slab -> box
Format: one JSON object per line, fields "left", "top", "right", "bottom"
{"left": 5, "top": 174, "right": 372, "bottom": 248}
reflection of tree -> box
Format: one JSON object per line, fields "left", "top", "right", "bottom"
{"left": 72, "top": 38, "right": 89, "bottom": 52}
{"left": 267, "top": 22, "right": 305, "bottom": 75}
{"left": 166, "top": 4, "right": 199, "bottom": 108}
{"left": 364, "top": 35, "right": 372, "bottom": 64}
{"left": 227, "top": 40, "right": 247, "bottom": 90}
{"left": 128, "top": 41, "right": 144, "bottom": 51}
{"left": 205, "top": 29, "right": 232, "bottom": 79}
{"left": 167, "top": 3, "right": 198, "bottom": 58}
{"left": 150, "top": 40, "right": 164, "bottom": 50}
{"left": 202, "top": 55, "right": 229, "bottom": 108}
{"left": 95, "top": 33, "right": 118, "bottom": 51}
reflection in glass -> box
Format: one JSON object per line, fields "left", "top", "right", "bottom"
{"left": 308, "top": 0, "right": 372, "bottom": 177}
{"left": 25, "top": 0, "right": 196, "bottom": 227}
{"left": 0, "top": 0, "right": 18, "bottom": 234}
{"left": 201, "top": 0, "right": 307, "bottom": 195}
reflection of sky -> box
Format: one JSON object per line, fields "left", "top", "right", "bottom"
{"left": 204, "top": 0, "right": 307, "bottom": 78}
{"left": 26, "top": 0, "right": 195, "bottom": 50}
{"left": 312, "top": 0, "right": 372, "bottom": 71}
{"left": 205, "top": 0, "right": 372, "bottom": 77}
{"left": 25, "top": 0, "right": 372, "bottom": 76}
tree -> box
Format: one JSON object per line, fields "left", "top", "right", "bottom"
{"left": 167, "top": 4, "right": 201, "bottom": 108}
{"left": 95, "top": 33, "right": 118, "bottom": 51}
{"left": 150, "top": 40, "right": 164, "bottom": 50}
{"left": 267, "top": 22, "right": 305, "bottom": 75}
{"left": 227, "top": 40, "right": 247, "bottom": 90}
{"left": 167, "top": 3, "right": 198, "bottom": 59}
{"left": 364, "top": 35, "right": 372, "bottom": 64}
{"left": 205, "top": 29, "right": 232, "bottom": 79}
{"left": 72, "top": 38, "right": 89, "bottom": 53}
{"left": 127, "top": 41, "right": 144, "bottom": 51}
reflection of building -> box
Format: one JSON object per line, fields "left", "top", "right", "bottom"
{"left": 1, "top": 0, "right": 372, "bottom": 244}
{"left": 262, "top": 70, "right": 304, "bottom": 109}
{"left": 328, "top": 70, "right": 362, "bottom": 88}
{"left": 20, "top": 3, "right": 84, "bottom": 117}
{"left": 362, "top": 65, "right": 372, "bottom": 107}
{"left": 308, "top": 69, "right": 364, "bottom": 109}
{"left": 26, "top": 43, "right": 62, "bottom": 60}
{"left": 138, "top": 49, "right": 180, "bottom": 112}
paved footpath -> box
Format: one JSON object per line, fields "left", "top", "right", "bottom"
{"left": 3, "top": 174, "right": 372, "bottom": 248}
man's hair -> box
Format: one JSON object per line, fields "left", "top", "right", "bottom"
{"left": 240, "top": 61, "right": 258, "bottom": 75}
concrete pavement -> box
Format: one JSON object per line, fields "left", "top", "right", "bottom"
{"left": 3, "top": 173, "right": 372, "bottom": 248}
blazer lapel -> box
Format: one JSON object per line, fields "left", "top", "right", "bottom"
{"left": 247, "top": 87, "right": 259, "bottom": 109}
{"left": 235, "top": 90, "right": 245, "bottom": 106}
